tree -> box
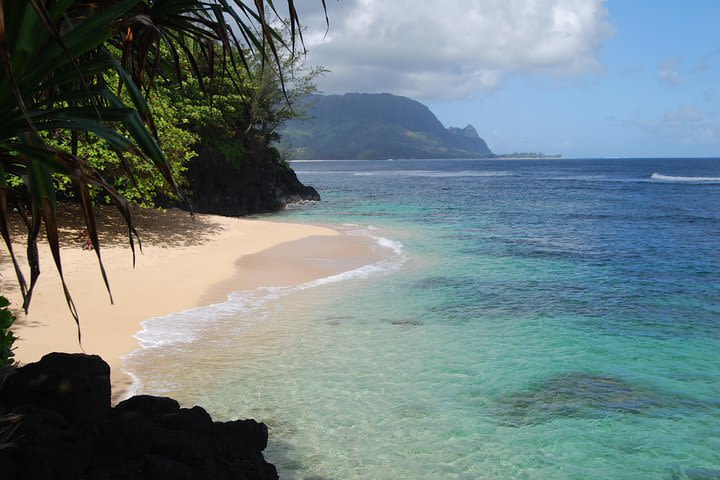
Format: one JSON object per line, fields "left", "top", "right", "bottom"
{"left": 0, "top": 0, "right": 326, "bottom": 335}
{"left": 246, "top": 36, "right": 327, "bottom": 146}
{"left": 169, "top": 39, "right": 325, "bottom": 160}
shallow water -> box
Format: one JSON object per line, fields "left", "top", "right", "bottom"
{"left": 127, "top": 158, "right": 720, "bottom": 479}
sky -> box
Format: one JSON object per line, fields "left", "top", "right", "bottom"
{"left": 294, "top": 0, "right": 720, "bottom": 158}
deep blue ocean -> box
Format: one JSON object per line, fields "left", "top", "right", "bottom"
{"left": 129, "top": 158, "right": 720, "bottom": 479}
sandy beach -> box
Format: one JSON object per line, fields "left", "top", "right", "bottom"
{"left": 1, "top": 206, "right": 383, "bottom": 400}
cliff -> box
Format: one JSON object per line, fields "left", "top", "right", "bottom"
{"left": 281, "top": 93, "right": 493, "bottom": 160}
{"left": 165, "top": 136, "right": 319, "bottom": 216}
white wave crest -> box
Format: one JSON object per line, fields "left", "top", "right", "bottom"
{"left": 335, "top": 225, "right": 407, "bottom": 257}
{"left": 651, "top": 173, "right": 720, "bottom": 183}
{"left": 376, "top": 236, "right": 405, "bottom": 255}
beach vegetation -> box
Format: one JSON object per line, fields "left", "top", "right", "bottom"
{"left": 0, "top": 1, "right": 325, "bottom": 335}
{"left": 168, "top": 40, "right": 325, "bottom": 165}
{"left": 0, "top": 296, "right": 17, "bottom": 367}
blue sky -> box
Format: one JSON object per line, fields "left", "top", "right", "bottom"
{"left": 300, "top": 1, "right": 719, "bottom": 158}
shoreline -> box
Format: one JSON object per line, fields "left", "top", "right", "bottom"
{"left": 1, "top": 208, "right": 388, "bottom": 401}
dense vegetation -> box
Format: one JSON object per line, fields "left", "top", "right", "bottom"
{"left": 0, "top": 296, "right": 17, "bottom": 367}
{"left": 281, "top": 93, "right": 493, "bottom": 159}
{"left": 0, "top": 1, "right": 323, "bottom": 330}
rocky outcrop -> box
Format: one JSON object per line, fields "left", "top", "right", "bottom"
{"left": 183, "top": 144, "right": 320, "bottom": 217}
{"left": 0, "top": 353, "right": 277, "bottom": 480}
{"left": 447, "top": 125, "right": 492, "bottom": 155}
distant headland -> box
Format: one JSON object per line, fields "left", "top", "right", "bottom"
{"left": 281, "top": 92, "right": 560, "bottom": 160}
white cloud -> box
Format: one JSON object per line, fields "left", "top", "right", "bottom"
{"left": 297, "top": 0, "right": 611, "bottom": 100}
{"left": 658, "top": 57, "right": 682, "bottom": 86}
{"left": 662, "top": 106, "right": 702, "bottom": 126}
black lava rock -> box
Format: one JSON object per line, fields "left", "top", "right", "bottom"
{"left": 0, "top": 353, "right": 278, "bottom": 480}
{"left": 182, "top": 143, "right": 320, "bottom": 217}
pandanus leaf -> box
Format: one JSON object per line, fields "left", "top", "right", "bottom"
{"left": 0, "top": 0, "right": 40, "bottom": 138}
{"left": 29, "top": 0, "right": 99, "bottom": 115}
{"left": 27, "top": 0, "right": 138, "bottom": 85}
{"left": 24, "top": 147, "right": 80, "bottom": 341}
{"left": 252, "top": 0, "right": 292, "bottom": 102}
{"left": 0, "top": 163, "right": 28, "bottom": 305}
{"left": 72, "top": 168, "right": 112, "bottom": 303}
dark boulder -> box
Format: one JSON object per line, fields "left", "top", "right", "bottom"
{"left": 114, "top": 395, "right": 181, "bottom": 415}
{"left": 0, "top": 353, "right": 278, "bottom": 480}
{"left": 1, "top": 352, "right": 111, "bottom": 424}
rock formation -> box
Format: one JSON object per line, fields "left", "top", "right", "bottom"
{"left": 0, "top": 353, "right": 277, "bottom": 480}
{"left": 181, "top": 143, "right": 320, "bottom": 217}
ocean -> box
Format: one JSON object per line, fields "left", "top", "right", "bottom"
{"left": 126, "top": 158, "right": 720, "bottom": 479}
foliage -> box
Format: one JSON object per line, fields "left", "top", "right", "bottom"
{"left": 172, "top": 42, "right": 326, "bottom": 168}
{"left": 0, "top": 0, "right": 325, "bottom": 334}
{"left": 46, "top": 84, "right": 199, "bottom": 206}
{"left": 215, "top": 139, "right": 247, "bottom": 168}
{"left": 0, "top": 296, "right": 17, "bottom": 367}
{"left": 246, "top": 44, "right": 328, "bottom": 145}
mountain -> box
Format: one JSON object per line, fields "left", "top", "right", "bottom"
{"left": 281, "top": 93, "right": 493, "bottom": 160}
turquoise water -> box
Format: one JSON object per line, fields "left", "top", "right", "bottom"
{"left": 127, "top": 158, "right": 720, "bottom": 479}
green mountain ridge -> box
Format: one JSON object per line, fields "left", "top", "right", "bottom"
{"left": 281, "top": 93, "right": 493, "bottom": 160}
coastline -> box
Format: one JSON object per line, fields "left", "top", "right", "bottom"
{"left": 1, "top": 207, "right": 386, "bottom": 401}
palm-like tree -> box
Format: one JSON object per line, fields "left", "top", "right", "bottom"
{"left": 0, "top": 0, "right": 322, "bottom": 336}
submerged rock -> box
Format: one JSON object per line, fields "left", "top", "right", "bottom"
{"left": 387, "top": 319, "right": 424, "bottom": 326}
{"left": 323, "top": 315, "right": 355, "bottom": 325}
{"left": 494, "top": 372, "right": 666, "bottom": 426}
{"left": 670, "top": 467, "right": 720, "bottom": 480}
{"left": 407, "top": 275, "right": 470, "bottom": 290}
{"left": 0, "top": 353, "right": 278, "bottom": 480}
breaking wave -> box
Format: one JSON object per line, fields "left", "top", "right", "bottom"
{"left": 651, "top": 173, "right": 720, "bottom": 183}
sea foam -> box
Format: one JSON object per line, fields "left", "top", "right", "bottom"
{"left": 123, "top": 228, "right": 407, "bottom": 394}
{"left": 651, "top": 173, "right": 720, "bottom": 183}
{"left": 376, "top": 236, "right": 405, "bottom": 255}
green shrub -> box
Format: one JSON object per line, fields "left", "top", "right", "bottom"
{"left": 216, "top": 139, "right": 246, "bottom": 168}
{"left": 0, "top": 296, "right": 17, "bottom": 367}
